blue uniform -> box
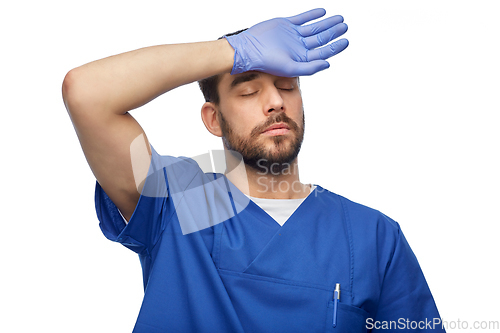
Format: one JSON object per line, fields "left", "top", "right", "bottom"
{"left": 95, "top": 147, "right": 444, "bottom": 332}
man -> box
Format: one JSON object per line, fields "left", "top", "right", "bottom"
{"left": 63, "top": 8, "right": 444, "bottom": 332}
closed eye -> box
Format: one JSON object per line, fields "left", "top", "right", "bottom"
{"left": 241, "top": 91, "right": 257, "bottom": 97}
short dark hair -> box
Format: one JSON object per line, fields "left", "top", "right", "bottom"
{"left": 198, "top": 29, "right": 247, "bottom": 105}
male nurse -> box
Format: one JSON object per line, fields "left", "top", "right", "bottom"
{"left": 63, "top": 8, "right": 445, "bottom": 332}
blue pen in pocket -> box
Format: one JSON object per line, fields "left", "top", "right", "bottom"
{"left": 333, "top": 283, "right": 340, "bottom": 328}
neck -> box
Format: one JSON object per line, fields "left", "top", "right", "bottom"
{"left": 223, "top": 151, "right": 310, "bottom": 199}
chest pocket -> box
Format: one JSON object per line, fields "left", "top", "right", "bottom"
{"left": 326, "top": 301, "right": 370, "bottom": 332}
{"left": 219, "top": 270, "right": 370, "bottom": 333}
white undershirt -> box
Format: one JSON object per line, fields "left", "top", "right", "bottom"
{"left": 244, "top": 185, "right": 316, "bottom": 226}
{"left": 119, "top": 185, "right": 317, "bottom": 227}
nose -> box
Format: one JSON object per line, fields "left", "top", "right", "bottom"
{"left": 263, "top": 86, "right": 284, "bottom": 114}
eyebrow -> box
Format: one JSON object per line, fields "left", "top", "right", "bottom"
{"left": 230, "top": 73, "right": 260, "bottom": 89}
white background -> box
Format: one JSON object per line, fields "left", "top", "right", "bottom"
{"left": 1, "top": 0, "right": 499, "bottom": 332}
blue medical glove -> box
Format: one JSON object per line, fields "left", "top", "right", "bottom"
{"left": 225, "top": 8, "right": 348, "bottom": 77}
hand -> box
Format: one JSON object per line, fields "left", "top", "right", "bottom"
{"left": 225, "top": 8, "right": 349, "bottom": 77}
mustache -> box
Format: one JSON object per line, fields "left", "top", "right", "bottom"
{"left": 249, "top": 112, "right": 300, "bottom": 138}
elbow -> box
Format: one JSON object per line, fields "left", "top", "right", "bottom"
{"left": 62, "top": 67, "right": 88, "bottom": 116}
{"left": 62, "top": 69, "right": 75, "bottom": 99}
{"left": 62, "top": 68, "right": 79, "bottom": 114}
{"left": 62, "top": 67, "right": 98, "bottom": 120}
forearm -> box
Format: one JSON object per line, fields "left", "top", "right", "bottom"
{"left": 63, "top": 39, "right": 234, "bottom": 115}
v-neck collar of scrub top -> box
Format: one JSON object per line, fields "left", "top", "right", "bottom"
{"left": 233, "top": 183, "right": 318, "bottom": 232}
{"left": 243, "top": 185, "right": 318, "bottom": 226}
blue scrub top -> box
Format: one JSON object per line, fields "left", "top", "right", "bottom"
{"left": 95, "top": 147, "right": 445, "bottom": 332}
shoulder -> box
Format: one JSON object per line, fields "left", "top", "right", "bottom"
{"left": 147, "top": 148, "right": 212, "bottom": 192}
{"left": 150, "top": 148, "right": 200, "bottom": 178}
{"left": 315, "top": 185, "right": 401, "bottom": 238}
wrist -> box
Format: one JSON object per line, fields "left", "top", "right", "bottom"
{"left": 216, "top": 38, "right": 236, "bottom": 74}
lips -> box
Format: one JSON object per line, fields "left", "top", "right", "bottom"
{"left": 262, "top": 123, "right": 290, "bottom": 134}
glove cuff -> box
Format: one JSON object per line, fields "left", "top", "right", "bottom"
{"left": 224, "top": 35, "right": 249, "bottom": 75}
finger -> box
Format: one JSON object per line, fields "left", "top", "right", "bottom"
{"left": 286, "top": 8, "right": 326, "bottom": 26}
{"left": 282, "top": 60, "right": 330, "bottom": 77}
{"left": 303, "top": 23, "right": 348, "bottom": 49}
{"left": 297, "top": 15, "right": 344, "bottom": 37}
{"left": 306, "top": 39, "right": 349, "bottom": 61}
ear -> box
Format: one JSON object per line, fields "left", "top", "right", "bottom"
{"left": 201, "top": 102, "right": 222, "bottom": 137}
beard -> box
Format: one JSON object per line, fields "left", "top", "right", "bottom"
{"left": 218, "top": 109, "right": 305, "bottom": 174}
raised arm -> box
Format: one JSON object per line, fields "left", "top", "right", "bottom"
{"left": 62, "top": 40, "right": 235, "bottom": 221}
